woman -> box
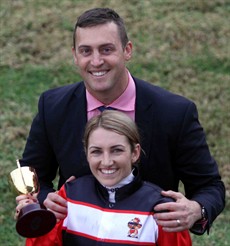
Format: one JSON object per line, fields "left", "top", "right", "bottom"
{"left": 16, "top": 110, "right": 191, "bottom": 245}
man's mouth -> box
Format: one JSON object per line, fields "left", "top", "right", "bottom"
{"left": 91, "top": 71, "right": 108, "bottom": 77}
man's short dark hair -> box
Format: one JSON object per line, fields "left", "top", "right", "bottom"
{"left": 73, "top": 8, "right": 129, "bottom": 49}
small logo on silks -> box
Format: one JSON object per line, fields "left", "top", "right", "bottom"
{"left": 127, "top": 217, "right": 142, "bottom": 238}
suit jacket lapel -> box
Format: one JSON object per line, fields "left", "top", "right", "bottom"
{"left": 134, "top": 78, "right": 155, "bottom": 160}
{"left": 73, "top": 83, "right": 89, "bottom": 169}
{"left": 73, "top": 82, "right": 87, "bottom": 129}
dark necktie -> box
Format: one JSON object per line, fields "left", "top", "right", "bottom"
{"left": 98, "top": 106, "right": 116, "bottom": 112}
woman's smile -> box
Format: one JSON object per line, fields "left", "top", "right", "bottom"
{"left": 87, "top": 127, "right": 139, "bottom": 187}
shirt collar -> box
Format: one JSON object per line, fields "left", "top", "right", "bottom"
{"left": 86, "top": 70, "right": 136, "bottom": 112}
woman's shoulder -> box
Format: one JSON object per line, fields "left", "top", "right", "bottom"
{"left": 141, "top": 181, "right": 175, "bottom": 204}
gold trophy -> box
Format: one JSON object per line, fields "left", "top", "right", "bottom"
{"left": 8, "top": 160, "right": 56, "bottom": 238}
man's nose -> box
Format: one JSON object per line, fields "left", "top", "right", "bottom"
{"left": 90, "top": 51, "right": 104, "bottom": 67}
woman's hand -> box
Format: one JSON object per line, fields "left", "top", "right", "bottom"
{"left": 43, "top": 176, "right": 75, "bottom": 220}
{"left": 43, "top": 192, "right": 67, "bottom": 221}
{"left": 15, "top": 194, "right": 38, "bottom": 220}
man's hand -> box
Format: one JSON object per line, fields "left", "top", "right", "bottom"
{"left": 43, "top": 176, "right": 75, "bottom": 220}
{"left": 153, "top": 190, "right": 202, "bottom": 232}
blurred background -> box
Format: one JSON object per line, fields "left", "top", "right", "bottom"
{"left": 0, "top": 0, "right": 229, "bottom": 245}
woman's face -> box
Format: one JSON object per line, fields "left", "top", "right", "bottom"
{"left": 87, "top": 127, "right": 140, "bottom": 187}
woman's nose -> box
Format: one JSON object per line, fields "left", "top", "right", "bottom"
{"left": 101, "top": 153, "right": 113, "bottom": 166}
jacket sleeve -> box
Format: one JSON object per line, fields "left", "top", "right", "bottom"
{"left": 175, "top": 102, "right": 225, "bottom": 233}
{"left": 135, "top": 79, "right": 225, "bottom": 235}
{"left": 20, "top": 92, "right": 59, "bottom": 204}
{"left": 157, "top": 226, "right": 192, "bottom": 246}
{"left": 25, "top": 221, "right": 63, "bottom": 246}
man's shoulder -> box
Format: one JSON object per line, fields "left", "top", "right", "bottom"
{"left": 42, "top": 81, "right": 84, "bottom": 98}
{"left": 38, "top": 81, "right": 85, "bottom": 109}
{"left": 37, "top": 81, "right": 86, "bottom": 117}
{"left": 133, "top": 76, "right": 194, "bottom": 108}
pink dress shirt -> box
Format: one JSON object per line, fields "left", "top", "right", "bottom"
{"left": 86, "top": 70, "right": 136, "bottom": 121}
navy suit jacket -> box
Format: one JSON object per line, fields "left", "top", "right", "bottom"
{"left": 21, "top": 77, "right": 225, "bottom": 233}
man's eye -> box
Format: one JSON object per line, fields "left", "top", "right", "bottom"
{"left": 104, "top": 48, "right": 111, "bottom": 53}
{"left": 101, "top": 47, "right": 113, "bottom": 55}
{"left": 79, "top": 48, "right": 91, "bottom": 56}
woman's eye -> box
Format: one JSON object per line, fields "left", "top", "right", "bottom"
{"left": 112, "top": 148, "right": 123, "bottom": 153}
{"left": 90, "top": 149, "right": 101, "bottom": 155}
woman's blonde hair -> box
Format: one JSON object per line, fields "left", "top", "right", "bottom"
{"left": 83, "top": 111, "right": 141, "bottom": 157}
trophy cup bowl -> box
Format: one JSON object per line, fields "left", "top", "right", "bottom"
{"left": 9, "top": 165, "right": 56, "bottom": 238}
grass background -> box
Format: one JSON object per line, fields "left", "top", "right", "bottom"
{"left": 0, "top": 0, "right": 229, "bottom": 245}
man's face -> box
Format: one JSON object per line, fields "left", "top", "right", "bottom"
{"left": 72, "top": 22, "right": 132, "bottom": 104}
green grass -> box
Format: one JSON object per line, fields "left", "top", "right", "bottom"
{"left": 0, "top": 0, "right": 229, "bottom": 245}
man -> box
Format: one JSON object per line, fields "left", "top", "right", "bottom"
{"left": 19, "top": 8, "right": 225, "bottom": 235}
